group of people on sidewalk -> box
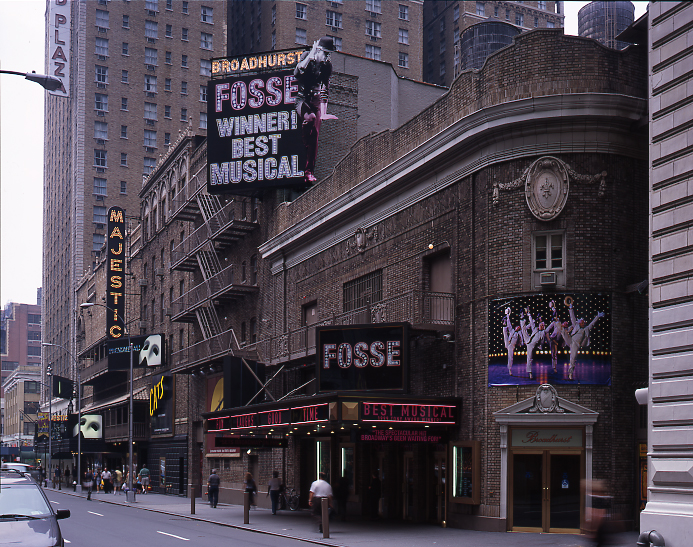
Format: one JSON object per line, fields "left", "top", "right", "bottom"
{"left": 81, "top": 465, "right": 150, "bottom": 496}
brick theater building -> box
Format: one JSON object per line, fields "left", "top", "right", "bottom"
{"left": 77, "top": 29, "right": 648, "bottom": 532}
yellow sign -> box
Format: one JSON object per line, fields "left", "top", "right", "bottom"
{"left": 150, "top": 376, "right": 166, "bottom": 417}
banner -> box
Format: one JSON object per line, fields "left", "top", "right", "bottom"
{"left": 107, "top": 333, "right": 165, "bottom": 371}
{"left": 48, "top": 0, "right": 70, "bottom": 97}
{"left": 106, "top": 206, "right": 126, "bottom": 340}
{"left": 150, "top": 373, "right": 173, "bottom": 435}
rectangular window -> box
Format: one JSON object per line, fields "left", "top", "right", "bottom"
{"left": 330, "top": 35, "right": 342, "bottom": 51}
{"left": 182, "top": 1, "right": 188, "bottom": 14}
{"left": 199, "top": 112, "right": 207, "bottom": 129}
{"left": 93, "top": 177, "right": 107, "bottom": 195}
{"left": 144, "top": 129, "right": 157, "bottom": 147}
{"left": 494, "top": 6, "right": 499, "bottom": 17}
{"left": 145, "top": 20, "right": 158, "bottom": 39}
{"left": 201, "top": 59, "right": 211, "bottom": 76}
{"left": 94, "top": 149, "right": 107, "bottom": 168}
{"left": 398, "top": 4, "right": 408, "bottom": 20}
{"left": 165, "top": 51, "right": 172, "bottom": 64}
{"left": 516, "top": 13, "right": 524, "bottom": 26}
{"left": 398, "top": 51, "right": 409, "bottom": 68}
{"left": 343, "top": 270, "right": 382, "bottom": 312}
{"left": 440, "top": 40, "right": 446, "bottom": 54}
{"left": 145, "top": 0, "right": 158, "bottom": 12}
{"left": 547, "top": 21, "right": 555, "bottom": 28}
{"left": 365, "top": 0, "right": 381, "bottom": 14}
{"left": 96, "top": 9, "right": 109, "bottom": 28}
{"left": 94, "top": 121, "right": 108, "bottom": 140}
{"left": 454, "top": 28, "right": 460, "bottom": 44}
{"left": 201, "top": 5, "right": 213, "bottom": 23}
{"left": 120, "top": 152, "right": 127, "bottom": 166}
{"left": 144, "top": 102, "right": 157, "bottom": 120}
{"left": 271, "top": 30, "right": 276, "bottom": 49}
{"left": 94, "top": 205, "right": 107, "bottom": 223}
{"left": 24, "top": 380, "right": 41, "bottom": 393}
{"left": 440, "top": 19, "right": 445, "bottom": 33}
{"left": 295, "top": 28, "right": 307, "bottom": 45}
{"left": 182, "top": 54, "right": 188, "bottom": 68}
{"left": 535, "top": 233, "right": 563, "bottom": 270}
{"left": 454, "top": 4, "right": 460, "bottom": 20}
{"left": 145, "top": 47, "right": 158, "bottom": 65}
{"left": 145, "top": 74, "right": 157, "bottom": 93}
{"left": 165, "top": 105, "right": 171, "bottom": 118}
{"left": 165, "top": 24, "right": 172, "bottom": 38}
{"left": 95, "top": 37, "right": 109, "bottom": 56}
{"left": 506, "top": 9, "right": 510, "bottom": 21}
{"left": 366, "top": 20, "right": 381, "bottom": 38}
{"left": 121, "top": 97, "right": 128, "bottom": 110}
{"left": 538, "top": 1, "right": 546, "bottom": 9}
{"left": 272, "top": 4, "right": 276, "bottom": 25}
{"left": 28, "top": 314, "right": 41, "bottom": 324}
{"left": 122, "top": 42, "right": 129, "bottom": 55}
{"left": 181, "top": 107, "right": 188, "bottom": 122}
{"left": 452, "top": 441, "right": 481, "bottom": 503}
{"left": 296, "top": 3, "right": 307, "bottom": 20}
{"left": 165, "top": 78, "right": 172, "bottom": 91}
{"left": 144, "top": 157, "right": 156, "bottom": 175}
{"left": 122, "top": 14, "right": 129, "bottom": 28}
{"left": 200, "top": 32, "right": 213, "bottom": 50}
{"left": 164, "top": 132, "right": 171, "bottom": 145}
{"left": 93, "top": 233, "right": 106, "bottom": 251}
{"left": 365, "top": 44, "right": 381, "bottom": 60}
{"left": 398, "top": 28, "right": 408, "bottom": 45}
{"left": 199, "top": 85, "right": 207, "bottom": 102}
{"left": 181, "top": 81, "right": 188, "bottom": 94}
{"left": 476, "top": 2, "right": 485, "bottom": 16}
{"left": 121, "top": 69, "right": 128, "bottom": 83}
{"left": 121, "top": 125, "right": 127, "bottom": 138}
{"left": 325, "top": 11, "right": 342, "bottom": 28}
{"left": 95, "top": 65, "right": 108, "bottom": 83}
{"left": 120, "top": 181, "right": 127, "bottom": 194}
{"left": 534, "top": 16, "right": 539, "bottom": 27}
{"left": 440, "top": 62, "right": 446, "bottom": 77}
{"left": 182, "top": 27, "right": 189, "bottom": 41}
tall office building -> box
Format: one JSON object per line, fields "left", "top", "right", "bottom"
{"left": 42, "top": 0, "right": 226, "bottom": 397}
{"left": 1, "top": 298, "right": 42, "bottom": 398}
{"left": 578, "top": 1, "right": 635, "bottom": 51}
{"left": 423, "top": 1, "right": 564, "bottom": 86}
{"left": 227, "top": 0, "right": 424, "bottom": 80}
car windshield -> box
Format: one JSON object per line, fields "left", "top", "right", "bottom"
{"left": 0, "top": 485, "right": 52, "bottom": 517}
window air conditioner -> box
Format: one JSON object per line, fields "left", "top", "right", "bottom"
{"left": 540, "top": 272, "right": 557, "bottom": 285}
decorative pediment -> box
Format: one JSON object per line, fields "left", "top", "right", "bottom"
{"left": 494, "top": 384, "right": 598, "bottom": 426}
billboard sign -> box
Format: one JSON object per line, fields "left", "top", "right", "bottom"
{"left": 48, "top": 0, "right": 70, "bottom": 97}
{"left": 52, "top": 375, "right": 73, "bottom": 399}
{"left": 106, "top": 206, "right": 126, "bottom": 340}
{"left": 316, "top": 324, "right": 409, "bottom": 392}
{"left": 150, "top": 373, "right": 173, "bottom": 435}
{"left": 107, "top": 334, "right": 165, "bottom": 371}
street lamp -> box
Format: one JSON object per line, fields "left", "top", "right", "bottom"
{"left": 42, "top": 342, "right": 82, "bottom": 493}
{"left": 80, "top": 302, "right": 136, "bottom": 502}
{"left": 0, "top": 69, "right": 63, "bottom": 91}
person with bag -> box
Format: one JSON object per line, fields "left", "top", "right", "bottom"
{"left": 267, "top": 471, "right": 282, "bottom": 515}
{"left": 244, "top": 472, "right": 257, "bottom": 508}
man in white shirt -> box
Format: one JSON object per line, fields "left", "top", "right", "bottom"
{"left": 309, "top": 472, "right": 333, "bottom": 533}
{"left": 101, "top": 468, "right": 112, "bottom": 494}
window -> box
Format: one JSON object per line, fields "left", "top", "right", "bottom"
{"left": 440, "top": 62, "right": 446, "bottom": 77}
{"left": 121, "top": 69, "right": 128, "bottom": 83}
{"left": 144, "top": 157, "right": 156, "bottom": 175}
{"left": 121, "top": 152, "right": 127, "bottom": 166}
{"left": 200, "top": 59, "right": 211, "bottom": 76}
{"left": 440, "top": 19, "right": 445, "bottom": 33}
{"left": 145, "top": 130, "right": 157, "bottom": 148}
{"left": 398, "top": 51, "right": 409, "bottom": 68}
{"left": 145, "top": 20, "right": 158, "bottom": 39}
{"left": 165, "top": 105, "right": 171, "bottom": 118}
{"left": 122, "top": 42, "right": 129, "bottom": 55}
{"left": 535, "top": 232, "right": 563, "bottom": 270}
{"left": 199, "top": 112, "right": 207, "bottom": 129}
{"left": 94, "top": 149, "right": 107, "bottom": 168}
{"left": 343, "top": 270, "right": 382, "bottom": 312}
{"left": 199, "top": 85, "right": 207, "bottom": 102}
{"left": 145, "top": 47, "right": 158, "bottom": 65}
{"left": 24, "top": 380, "right": 40, "bottom": 393}
{"left": 454, "top": 28, "right": 460, "bottom": 44}
{"left": 547, "top": 21, "right": 555, "bottom": 28}
{"left": 366, "top": 20, "right": 381, "bottom": 38}
{"left": 120, "top": 181, "right": 127, "bottom": 194}
{"left": 94, "top": 205, "right": 107, "bottom": 223}
{"left": 182, "top": 54, "right": 188, "bottom": 68}
{"left": 476, "top": 2, "right": 484, "bottom": 16}
{"left": 398, "top": 28, "right": 408, "bottom": 45}
{"left": 505, "top": 8, "right": 510, "bottom": 21}
{"left": 165, "top": 24, "right": 172, "bottom": 38}
{"left": 145, "top": 74, "right": 157, "bottom": 93}
{"left": 95, "top": 37, "right": 109, "bottom": 56}
{"left": 96, "top": 9, "right": 109, "bottom": 28}
{"left": 122, "top": 14, "right": 129, "bottom": 28}
{"left": 329, "top": 35, "right": 342, "bottom": 51}
{"left": 295, "top": 28, "right": 307, "bottom": 45}
{"left": 365, "top": 44, "right": 381, "bottom": 60}
{"left": 166, "top": 0, "right": 172, "bottom": 10}
{"left": 182, "top": 1, "right": 188, "bottom": 14}
{"left": 164, "top": 132, "right": 171, "bottom": 146}
{"left": 94, "top": 121, "right": 108, "bottom": 140}
{"left": 440, "top": 39, "right": 446, "bottom": 54}
{"left": 120, "top": 125, "right": 127, "bottom": 139}
{"left": 534, "top": 16, "right": 539, "bottom": 27}
{"left": 165, "top": 78, "right": 172, "bottom": 91}
{"left": 398, "top": 4, "right": 408, "bottom": 20}
{"left": 144, "top": 102, "right": 157, "bottom": 120}
{"left": 182, "top": 27, "right": 189, "bottom": 41}
{"left": 93, "top": 177, "right": 107, "bottom": 195}
{"left": 201, "top": 5, "right": 213, "bottom": 23}
{"left": 271, "top": 4, "right": 276, "bottom": 25}
{"left": 165, "top": 50, "right": 172, "bottom": 64}
{"left": 494, "top": 6, "right": 499, "bottom": 17}
{"left": 365, "top": 0, "right": 381, "bottom": 14}
{"left": 201, "top": 32, "right": 213, "bottom": 50}
{"left": 28, "top": 330, "right": 41, "bottom": 341}
{"left": 181, "top": 107, "right": 188, "bottom": 121}
{"left": 516, "top": 13, "right": 524, "bottom": 26}
{"left": 271, "top": 30, "right": 276, "bottom": 49}
{"left": 296, "top": 3, "right": 307, "bottom": 19}
{"left": 1, "top": 361, "right": 18, "bottom": 371}
{"left": 145, "top": 0, "right": 158, "bottom": 12}
{"left": 325, "top": 11, "right": 341, "bottom": 28}
{"left": 93, "top": 233, "right": 105, "bottom": 251}
{"left": 28, "top": 314, "right": 41, "bottom": 324}
{"left": 27, "top": 345, "right": 42, "bottom": 356}
{"left": 95, "top": 65, "right": 108, "bottom": 83}
{"left": 454, "top": 4, "right": 460, "bottom": 20}
{"left": 121, "top": 97, "right": 128, "bottom": 110}
{"left": 181, "top": 81, "right": 188, "bottom": 94}
{"left": 538, "top": 1, "right": 546, "bottom": 9}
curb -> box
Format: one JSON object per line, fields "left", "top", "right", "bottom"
{"left": 49, "top": 488, "right": 342, "bottom": 546}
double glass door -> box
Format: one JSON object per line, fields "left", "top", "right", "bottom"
{"left": 511, "top": 451, "right": 582, "bottom": 533}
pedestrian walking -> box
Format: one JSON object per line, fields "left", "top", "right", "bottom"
{"left": 267, "top": 471, "right": 283, "bottom": 515}
{"left": 64, "top": 467, "right": 71, "bottom": 487}
{"left": 94, "top": 469, "right": 102, "bottom": 492}
{"left": 207, "top": 468, "right": 220, "bottom": 508}
{"left": 114, "top": 468, "right": 123, "bottom": 494}
{"left": 138, "top": 465, "right": 150, "bottom": 494}
{"left": 244, "top": 472, "right": 257, "bottom": 508}
{"left": 52, "top": 466, "right": 61, "bottom": 488}
{"left": 102, "top": 468, "right": 112, "bottom": 494}
{"left": 84, "top": 468, "right": 94, "bottom": 500}
{"left": 308, "top": 472, "right": 333, "bottom": 533}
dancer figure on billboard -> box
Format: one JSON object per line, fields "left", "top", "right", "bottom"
{"left": 520, "top": 309, "right": 546, "bottom": 380}
{"left": 502, "top": 307, "right": 523, "bottom": 376}
{"left": 545, "top": 300, "right": 564, "bottom": 372}
{"left": 559, "top": 299, "right": 605, "bottom": 380}
{"left": 294, "top": 36, "right": 337, "bottom": 184}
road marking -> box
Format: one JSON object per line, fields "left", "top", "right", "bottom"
{"left": 157, "top": 531, "right": 190, "bottom": 541}
{"left": 87, "top": 511, "right": 104, "bottom": 517}
{"left": 50, "top": 500, "right": 60, "bottom": 504}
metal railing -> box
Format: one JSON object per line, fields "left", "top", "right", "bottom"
{"left": 172, "top": 263, "right": 253, "bottom": 317}
{"left": 104, "top": 422, "right": 147, "bottom": 441}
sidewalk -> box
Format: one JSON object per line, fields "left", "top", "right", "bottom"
{"left": 47, "top": 486, "right": 638, "bottom": 547}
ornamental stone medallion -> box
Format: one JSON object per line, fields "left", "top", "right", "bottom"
{"left": 525, "top": 157, "right": 569, "bottom": 221}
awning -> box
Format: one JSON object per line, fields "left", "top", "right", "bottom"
{"left": 81, "top": 387, "right": 150, "bottom": 413}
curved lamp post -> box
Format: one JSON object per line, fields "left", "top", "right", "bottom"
{"left": 42, "top": 342, "right": 82, "bottom": 492}
{"left": 80, "top": 302, "right": 135, "bottom": 502}
{"left": 0, "top": 69, "right": 63, "bottom": 91}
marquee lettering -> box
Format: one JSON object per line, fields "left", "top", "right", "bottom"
{"left": 322, "top": 340, "right": 400, "bottom": 369}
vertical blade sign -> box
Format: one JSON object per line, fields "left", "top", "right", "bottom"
{"left": 107, "top": 207, "right": 126, "bottom": 339}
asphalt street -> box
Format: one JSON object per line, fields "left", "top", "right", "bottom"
{"left": 47, "top": 491, "right": 313, "bottom": 547}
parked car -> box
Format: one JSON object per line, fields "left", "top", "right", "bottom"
{"left": 0, "top": 468, "right": 70, "bottom": 546}
{"left": 1, "top": 462, "right": 41, "bottom": 482}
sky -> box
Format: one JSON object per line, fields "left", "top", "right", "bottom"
{"left": 0, "top": 1, "right": 648, "bottom": 307}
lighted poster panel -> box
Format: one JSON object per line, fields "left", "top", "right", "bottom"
{"left": 107, "top": 334, "right": 165, "bottom": 371}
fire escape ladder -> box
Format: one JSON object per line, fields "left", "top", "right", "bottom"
{"left": 195, "top": 305, "right": 222, "bottom": 340}
{"left": 196, "top": 244, "right": 222, "bottom": 282}
{"left": 197, "top": 193, "right": 223, "bottom": 233}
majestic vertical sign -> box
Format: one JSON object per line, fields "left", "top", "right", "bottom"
{"left": 106, "top": 207, "right": 126, "bottom": 339}
{"left": 48, "top": 0, "right": 70, "bottom": 97}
